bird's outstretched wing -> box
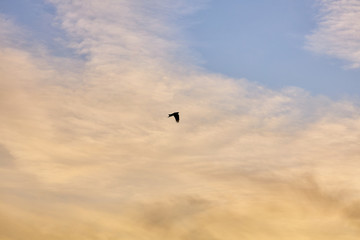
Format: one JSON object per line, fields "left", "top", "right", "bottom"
{"left": 174, "top": 113, "right": 179, "bottom": 122}
{"left": 168, "top": 112, "right": 180, "bottom": 123}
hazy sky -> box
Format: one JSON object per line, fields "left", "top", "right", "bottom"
{"left": 1, "top": 0, "right": 360, "bottom": 239}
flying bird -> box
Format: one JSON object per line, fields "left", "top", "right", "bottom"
{"left": 168, "top": 112, "right": 179, "bottom": 123}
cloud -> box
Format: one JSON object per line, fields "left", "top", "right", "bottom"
{"left": 1, "top": 1, "right": 360, "bottom": 239}
{"left": 0, "top": 13, "right": 24, "bottom": 46}
{"left": 305, "top": 0, "right": 360, "bottom": 69}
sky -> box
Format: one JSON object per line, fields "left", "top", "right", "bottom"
{"left": 186, "top": 0, "right": 360, "bottom": 98}
{"left": 0, "top": 0, "right": 360, "bottom": 239}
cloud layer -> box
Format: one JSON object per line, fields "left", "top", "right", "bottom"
{"left": 1, "top": 1, "right": 360, "bottom": 239}
{"left": 306, "top": 0, "right": 360, "bottom": 68}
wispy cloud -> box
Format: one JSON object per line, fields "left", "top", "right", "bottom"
{"left": 306, "top": 0, "right": 360, "bottom": 68}
{"left": 1, "top": 1, "right": 360, "bottom": 239}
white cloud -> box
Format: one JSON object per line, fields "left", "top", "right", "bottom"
{"left": 306, "top": 0, "right": 360, "bottom": 68}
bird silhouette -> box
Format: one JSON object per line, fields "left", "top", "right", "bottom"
{"left": 168, "top": 112, "right": 179, "bottom": 123}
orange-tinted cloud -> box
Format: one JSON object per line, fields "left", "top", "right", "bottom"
{"left": 1, "top": 1, "right": 360, "bottom": 239}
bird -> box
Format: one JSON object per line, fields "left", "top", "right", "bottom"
{"left": 168, "top": 112, "right": 179, "bottom": 123}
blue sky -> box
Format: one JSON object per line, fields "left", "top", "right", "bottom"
{"left": 1, "top": 0, "right": 360, "bottom": 98}
{"left": 185, "top": 0, "right": 360, "bottom": 98}
{"left": 0, "top": 0, "right": 76, "bottom": 57}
